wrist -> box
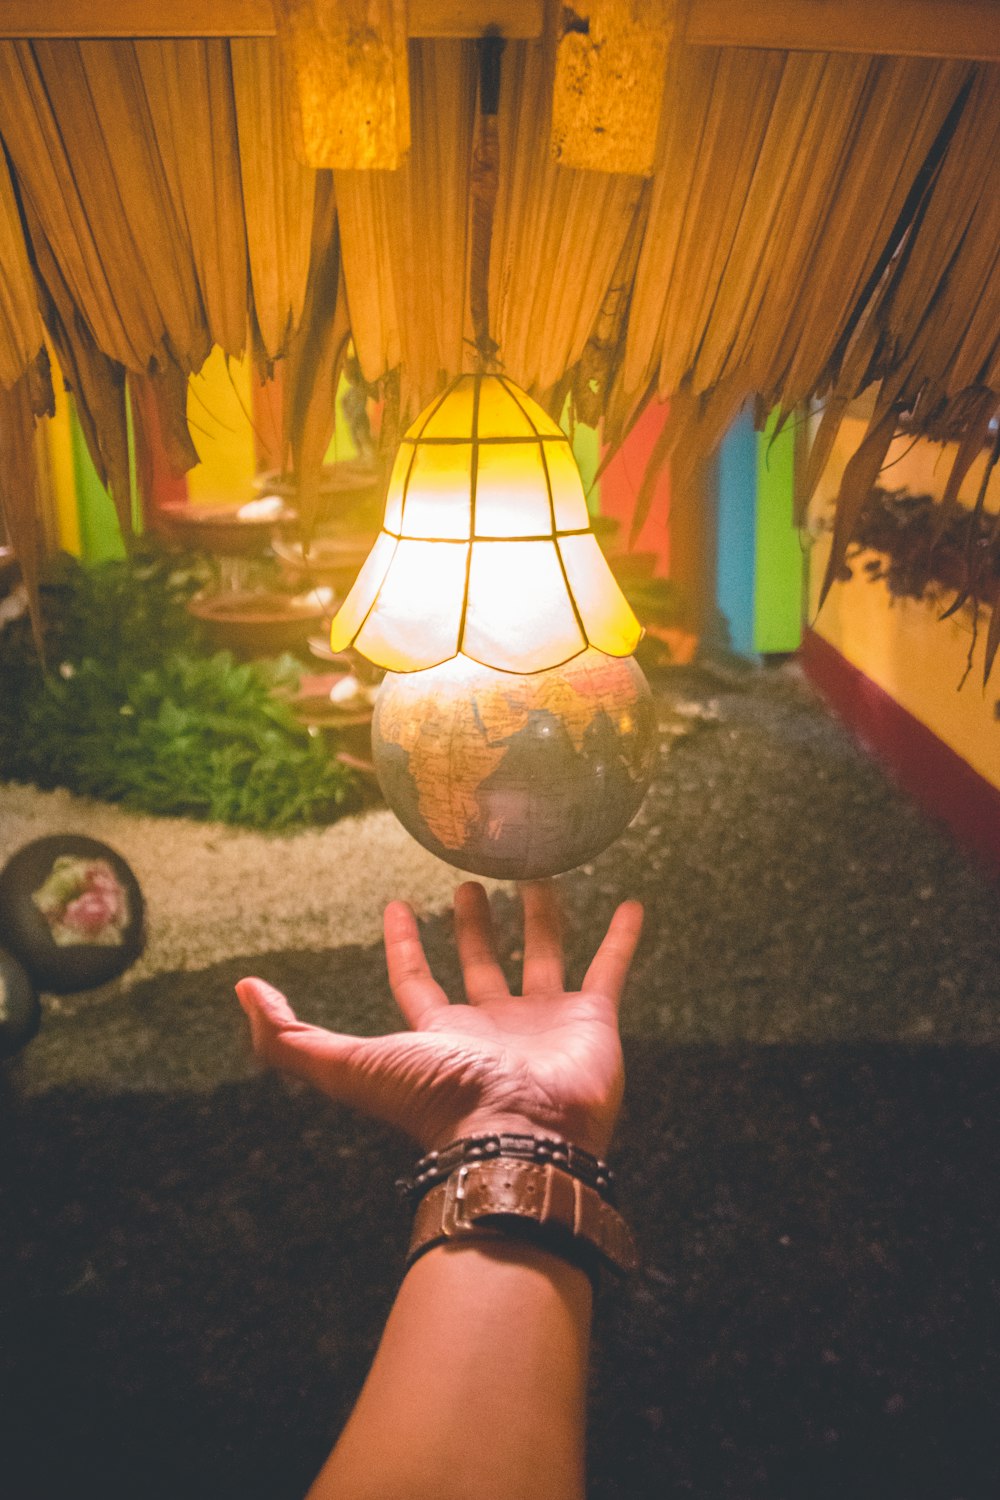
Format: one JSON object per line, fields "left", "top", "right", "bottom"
{"left": 435, "top": 1110, "right": 614, "bottom": 1160}
{"left": 405, "top": 1155, "right": 639, "bottom": 1282}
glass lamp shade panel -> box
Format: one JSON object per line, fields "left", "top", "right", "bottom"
{"left": 416, "top": 378, "right": 475, "bottom": 438}
{"left": 400, "top": 441, "right": 473, "bottom": 539}
{"left": 328, "top": 531, "right": 397, "bottom": 652}
{"left": 381, "top": 444, "right": 410, "bottom": 534}
{"left": 353, "top": 539, "right": 466, "bottom": 670}
{"left": 473, "top": 440, "right": 553, "bottom": 537}
{"left": 543, "top": 440, "right": 592, "bottom": 532}
{"left": 329, "top": 372, "right": 643, "bottom": 672}
{"left": 462, "top": 540, "right": 585, "bottom": 671}
{"left": 475, "top": 377, "right": 537, "bottom": 437}
{"left": 558, "top": 533, "right": 642, "bottom": 657}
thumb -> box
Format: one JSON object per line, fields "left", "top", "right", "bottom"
{"left": 236, "top": 976, "right": 297, "bottom": 1060}
{"left": 236, "top": 976, "right": 363, "bottom": 1101}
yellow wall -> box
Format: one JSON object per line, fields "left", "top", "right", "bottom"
{"left": 186, "top": 346, "right": 258, "bottom": 507}
{"left": 39, "top": 348, "right": 82, "bottom": 555}
{"left": 809, "top": 413, "right": 1000, "bottom": 792}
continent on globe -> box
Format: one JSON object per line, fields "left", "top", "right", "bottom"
{"left": 373, "top": 648, "right": 657, "bottom": 880}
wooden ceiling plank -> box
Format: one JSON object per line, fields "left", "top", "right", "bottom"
{"left": 684, "top": 0, "right": 1000, "bottom": 63}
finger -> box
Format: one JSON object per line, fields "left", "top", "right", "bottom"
{"left": 236, "top": 976, "right": 364, "bottom": 1096}
{"left": 581, "top": 900, "right": 644, "bottom": 1010}
{"left": 453, "top": 881, "right": 509, "bottom": 1003}
{"left": 383, "top": 901, "right": 449, "bottom": 1028}
{"left": 236, "top": 976, "right": 297, "bottom": 1057}
{"left": 519, "top": 880, "right": 565, "bottom": 994}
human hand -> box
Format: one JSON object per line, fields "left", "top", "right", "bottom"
{"left": 236, "top": 881, "right": 642, "bottom": 1157}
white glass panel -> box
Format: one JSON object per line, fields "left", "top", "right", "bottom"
{"left": 462, "top": 540, "right": 585, "bottom": 672}
{"left": 558, "top": 533, "right": 642, "bottom": 656}
{"left": 419, "top": 376, "right": 475, "bottom": 439}
{"left": 382, "top": 442, "right": 412, "bottom": 534}
{"left": 355, "top": 538, "right": 466, "bottom": 669}
{"left": 476, "top": 376, "right": 535, "bottom": 438}
{"left": 473, "top": 440, "right": 553, "bottom": 538}
{"left": 543, "top": 440, "right": 591, "bottom": 532}
{"left": 329, "top": 531, "right": 397, "bottom": 651}
{"left": 401, "top": 441, "right": 473, "bottom": 539}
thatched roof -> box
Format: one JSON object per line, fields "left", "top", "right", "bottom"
{"left": 0, "top": 1, "right": 998, "bottom": 664}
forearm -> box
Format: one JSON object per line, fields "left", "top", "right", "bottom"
{"left": 307, "top": 1240, "right": 594, "bottom": 1500}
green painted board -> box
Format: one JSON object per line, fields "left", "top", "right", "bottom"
{"left": 70, "top": 394, "right": 141, "bottom": 563}
{"left": 753, "top": 411, "right": 803, "bottom": 653}
{"left": 559, "top": 395, "right": 601, "bottom": 515}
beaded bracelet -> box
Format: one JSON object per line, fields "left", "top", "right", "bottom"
{"left": 396, "top": 1131, "right": 616, "bottom": 1206}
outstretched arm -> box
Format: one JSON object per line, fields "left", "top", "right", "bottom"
{"left": 237, "top": 881, "right": 643, "bottom": 1500}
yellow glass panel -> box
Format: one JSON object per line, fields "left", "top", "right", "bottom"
{"left": 329, "top": 531, "right": 398, "bottom": 651}
{"left": 419, "top": 376, "right": 476, "bottom": 440}
{"left": 462, "top": 540, "right": 585, "bottom": 672}
{"left": 401, "top": 441, "right": 473, "bottom": 539}
{"left": 473, "top": 440, "right": 553, "bottom": 538}
{"left": 476, "top": 376, "right": 535, "bottom": 438}
{"left": 558, "top": 533, "right": 642, "bottom": 656}
{"left": 382, "top": 441, "right": 413, "bottom": 534}
{"left": 499, "top": 378, "right": 564, "bottom": 437}
{"left": 542, "top": 440, "right": 591, "bottom": 532}
{"left": 403, "top": 383, "right": 453, "bottom": 440}
{"left": 354, "top": 538, "right": 466, "bottom": 669}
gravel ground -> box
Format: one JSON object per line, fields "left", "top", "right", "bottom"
{"left": 0, "top": 786, "right": 499, "bottom": 986}
{"left": 1, "top": 662, "right": 998, "bottom": 1498}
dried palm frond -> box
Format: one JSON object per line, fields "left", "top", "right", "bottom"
{"left": 135, "top": 39, "right": 249, "bottom": 361}
{"left": 334, "top": 39, "right": 476, "bottom": 419}
{"left": 26, "top": 196, "right": 133, "bottom": 544}
{"left": 0, "top": 40, "right": 209, "bottom": 374}
{"left": 231, "top": 37, "right": 316, "bottom": 365}
{"left": 282, "top": 172, "right": 350, "bottom": 541}
{"left": 491, "top": 19, "right": 647, "bottom": 397}
{"left": 0, "top": 368, "right": 46, "bottom": 655}
{"left": 0, "top": 145, "right": 45, "bottom": 392}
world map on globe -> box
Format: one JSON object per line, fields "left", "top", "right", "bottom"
{"left": 372, "top": 648, "right": 658, "bottom": 880}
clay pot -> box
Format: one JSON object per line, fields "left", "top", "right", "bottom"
{"left": 186, "top": 590, "right": 328, "bottom": 656}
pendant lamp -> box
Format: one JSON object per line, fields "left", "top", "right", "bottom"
{"left": 329, "top": 374, "right": 657, "bottom": 882}
{"left": 329, "top": 372, "right": 643, "bottom": 675}
{"left": 326, "top": 35, "right": 655, "bottom": 882}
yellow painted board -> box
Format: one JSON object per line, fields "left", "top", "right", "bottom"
{"left": 43, "top": 346, "right": 82, "bottom": 556}
{"left": 186, "top": 345, "right": 257, "bottom": 507}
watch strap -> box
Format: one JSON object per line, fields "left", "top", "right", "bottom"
{"left": 406, "top": 1158, "right": 639, "bottom": 1276}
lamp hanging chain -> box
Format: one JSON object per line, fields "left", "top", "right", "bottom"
{"left": 469, "top": 33, "right": 505, "bottom": 372}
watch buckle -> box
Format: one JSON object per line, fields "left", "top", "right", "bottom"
{"left": 441, "top": 1165, "right": 477, "bottom": 1237}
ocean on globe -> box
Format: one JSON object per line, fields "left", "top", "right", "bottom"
{"left": 372, "top": 647, "right": 657, "bottom": 880}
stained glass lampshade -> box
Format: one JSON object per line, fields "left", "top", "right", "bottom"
{"left": 329, "top": 372, "right": 642, "bottom": 674}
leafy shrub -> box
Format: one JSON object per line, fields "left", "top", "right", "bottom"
{"left": 0, "top": 549, "right": 358, "bottom": 830}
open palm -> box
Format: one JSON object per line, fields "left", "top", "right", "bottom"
{"left": 236, "top": 881, "right": 643, "bottom": 1156}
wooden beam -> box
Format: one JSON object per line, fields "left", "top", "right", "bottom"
{"left": 683, "top": 0, "right": 1000, "bottom": 63}
{"left": 0, "top": 1, "right": 274, "bottom": 36}
{"left": 0, "top": 0, "right": 544, "bottom": 39}
{"left": 1, "top": 0, "right": 992, "bottom": 58}
{"left": 408, "top": 0, "right": 542, "bottom": 37}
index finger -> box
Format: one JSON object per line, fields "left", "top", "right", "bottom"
{"left": 383, "top": 900, "right": 449, "bottom": 1028}
{"left": 581, "top": 900, "right": 644, "bottom": 1010}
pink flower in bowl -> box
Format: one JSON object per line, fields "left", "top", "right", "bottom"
{"left": 63, "top": 889, "right": 119, "bottom": 937}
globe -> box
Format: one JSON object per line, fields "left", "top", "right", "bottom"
{"left": 372, "top": 647, "right": 657, "bottom": 880}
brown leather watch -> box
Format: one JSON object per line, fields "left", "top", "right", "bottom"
{"left": 407, "top": 1157, "right": 639, "bottom": 1277}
